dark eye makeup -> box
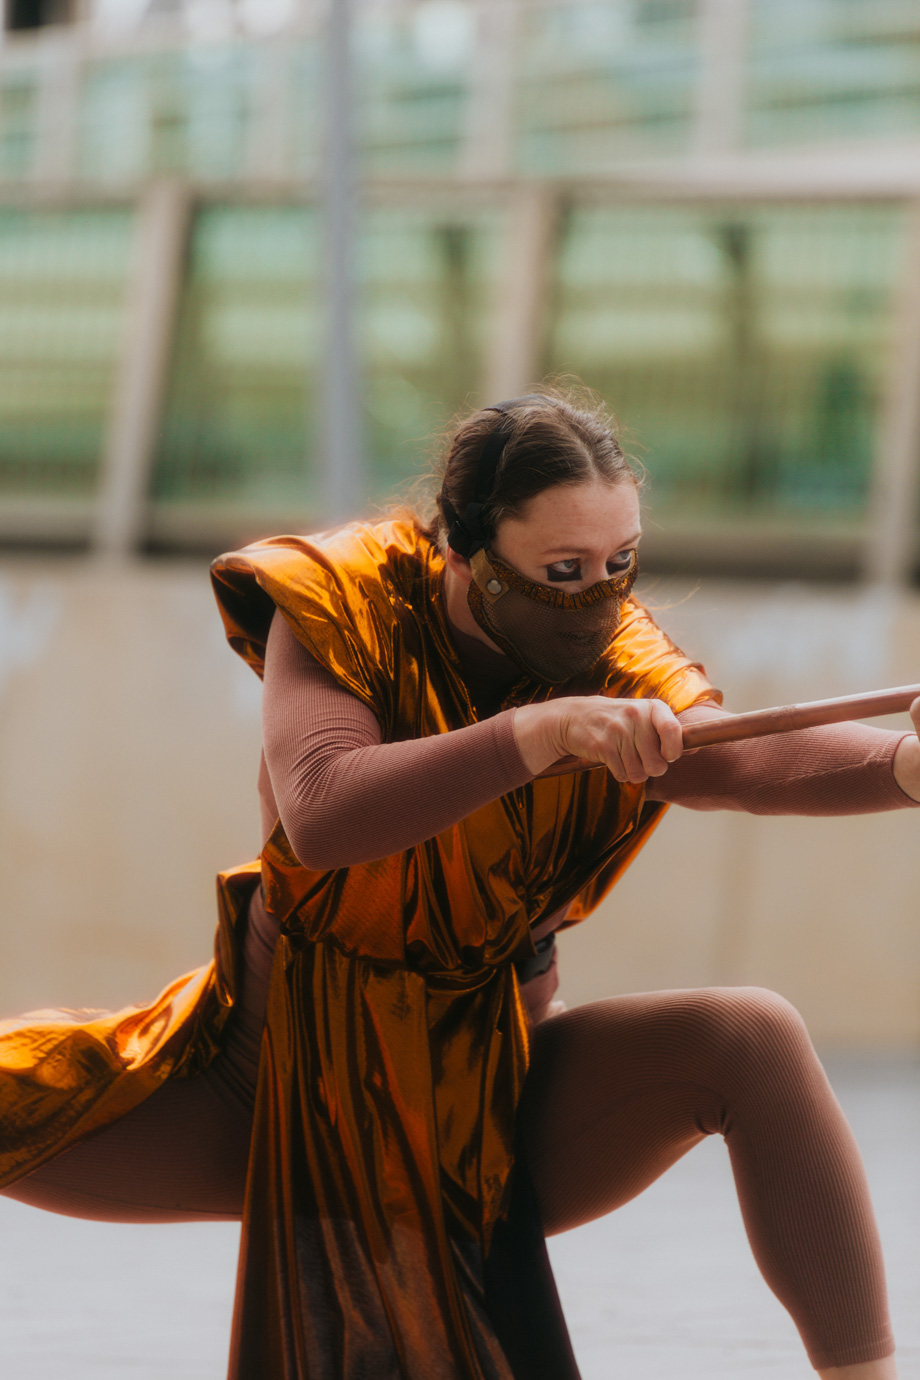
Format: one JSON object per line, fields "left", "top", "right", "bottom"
{"left": 545, "top": 559, "right": 581, "bottom": 582}
{"left": 545, "top": 551, "right": 634, "bottom": 583}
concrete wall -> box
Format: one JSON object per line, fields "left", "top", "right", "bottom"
{"left": 1, "top": 557, "right": 918, "bottom": 1046}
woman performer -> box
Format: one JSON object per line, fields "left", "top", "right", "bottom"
{"left": 1, "top": 390, "right": 917, "bottom": 1380}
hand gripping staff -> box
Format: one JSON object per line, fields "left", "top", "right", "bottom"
{"left": 536, "top": 683, "right": 920, "bottom": 777}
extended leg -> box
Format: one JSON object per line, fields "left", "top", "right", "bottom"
{"left": 518, "top": 987, "right": 895, "bottom": 1372}
{"left": 2, "top": 889, "right": 280, "bottom": 1222}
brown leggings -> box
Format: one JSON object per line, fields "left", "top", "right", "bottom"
{"left": 520, "top": 989, "right": 893, "bottom": 1370}
{"left": 3, "top": 899, "right": 893, "bottom": 1371}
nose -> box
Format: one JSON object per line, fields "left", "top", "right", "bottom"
{"left": 572, "top": 558, "right": 610, "bottom": 591}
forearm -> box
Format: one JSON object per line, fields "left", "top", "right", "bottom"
{"left": 649, "top": 705, "right": 919, "bottom": 815}
{"left": 262, "top": 612, "right": 532, "bottom": 869}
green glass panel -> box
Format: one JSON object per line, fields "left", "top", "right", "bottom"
{"left": 747, "top": 0, "right": 920, "bottom": 146}
{"left": 78, "top": 47, "right": 254, "bottom": 184}
{"left": 154, "top": 202, "right": 502, "bottom": 518}
{"left": 78, "top": 59, "right": 149, "bottom": 183}
{"left": 359, "top": 206, "right": 503, "bottom": 500}
{"left": 547, "top": 204, "right": 904, "bottom": 517}
{"left": 154, "top": 204, "right": 321, "bottom": 510}
{"left": 0, "top": 75, "right": 37, "bottom": 180}
{"left": 516, "top": 0, "right": 700, "bottom": 173}
{"left": 0, "top": 208, "right": 134, "bottom": 498}
{"left": 356, "top": 7, "right": 475, "bottom": 175}
{"left": 289, "top": 42, "right": 323, "bottom": 179}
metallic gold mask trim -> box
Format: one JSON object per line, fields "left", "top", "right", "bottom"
{"left": 467, "top": 547, "right": 638, "bottom": 683}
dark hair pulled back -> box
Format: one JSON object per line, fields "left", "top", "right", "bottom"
{"left": 425, "top": 385, "right": 639, "bottom": 552}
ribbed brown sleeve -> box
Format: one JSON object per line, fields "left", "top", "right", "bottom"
{"left": 264, "top": 614, "right": 918, "bottom": 867}
{"left": 651, "top": 702, "right": 918, "bottom": 814}
{"left": 261, "top": 610, "right": 532, "bottom": 869}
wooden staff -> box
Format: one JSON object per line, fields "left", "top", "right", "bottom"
{"left": 681, "top": 683, "right": 920, "bottom": 750}
{"left": 535, "top": 684, "right": 920, "bottom": 777}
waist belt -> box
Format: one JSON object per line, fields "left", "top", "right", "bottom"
{"left": 513, "top": 932, "right": 556, "bottom": 986}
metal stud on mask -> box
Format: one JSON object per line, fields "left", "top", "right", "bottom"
{"left": 440, "top": 398, "right": 638, "bottom": 684}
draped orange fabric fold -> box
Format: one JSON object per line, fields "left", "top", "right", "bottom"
{"left": 212, "top": 520, "right": 717, "bottom": 1378}
{"left": 0, "top": 518, "right": 717, "bottom": 1378}
{"left": 0, "top": 859, "right": 260, "bottom": 1187}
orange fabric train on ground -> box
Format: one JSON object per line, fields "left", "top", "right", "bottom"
{"left": 0, "top": 520, "right": 717, "bottom": 1379}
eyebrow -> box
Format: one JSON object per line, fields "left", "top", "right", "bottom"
{"left": 539, "top": 532, "right": 642, "bottom": 558}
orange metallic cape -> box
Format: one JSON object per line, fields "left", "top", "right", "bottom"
{"left": 0, "top": 518, "right": 717, "bottom": 1379}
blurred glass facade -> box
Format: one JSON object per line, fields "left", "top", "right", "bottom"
{"left": 151, "top": 203, "right": 501, "bottom": 520}
{"left": 153, "top": 205, "right": 320, "bottom": 514}
{"left": 1, "top": 0, "right": 919, "bottom": 567}
{"left": 517, "top": 1, "right": 701, "bottom": 170}
{"left": 549, "top": 204, "right": 903, "bottom": 519}
{"left": 0, "top": 207, "right": 134, "bottom": 498}
{"left": 747, "top": 0, "right": 920, "bottom": 146}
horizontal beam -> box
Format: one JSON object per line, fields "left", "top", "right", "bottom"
{"left": 0, "top": 499, "right": 900, "bottom": 582}
{"left": 10, "top": 148, "right": 920, "bottom": 209}
{"left": 126, "top": 505, "right": 882, "bottom": 578}
{"left": 0, "top": 496, "right": 96, "bottom": 546}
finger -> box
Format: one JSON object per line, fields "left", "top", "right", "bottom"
{"left": 633, "top": 722, "right": 669, "bottom": 778}
{"left": 910, "top": 695, "right": 920, "bottom": 732}
{"left": 648, "top": 699, "right": 684, "bottom": 764}
{"left": 604, "top": 750, "right": 630, "bottom": 783}
{"left": 629, "top": 702, "right": 677, "bottom": 779}
{"left": 601, "top": 734, "right": 643, "bottom": 784}
{"left": 605, "top": 716, "right": 653, "bottom": 783}
{"left": 620, "top": 737, "right": 650, "bottom": 784}
{"left": 610, "top": 754, "right": 648, "bottom": 785}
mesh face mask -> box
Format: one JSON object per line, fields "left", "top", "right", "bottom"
{"left": 466, "top": 546, "right": 638, "bottom": 684}
{"left": 440, "top": 395, "right": 638, "bottom": 684}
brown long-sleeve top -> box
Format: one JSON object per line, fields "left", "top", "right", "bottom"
{"left": 259, "top": 609, "right": 917, "bottom": 1014}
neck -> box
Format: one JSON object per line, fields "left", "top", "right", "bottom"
{"left": 442, "top": 562, "right": 505, "bottom": 655}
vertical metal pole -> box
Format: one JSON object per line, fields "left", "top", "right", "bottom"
{"left": 460, "top": 0, "right": 520, "bottom": 180}
{"left": 321, "top": 0, "right": 363, "bottom": 523}
{"left": 484, "top": 185, "right": 559, "bottom": 401}
{"left": 865, "top": 199, "right": 920, "bottom": 586}
{"left": 694, "top": 0, "right": 749, "bottom": 157}
{"left": 94, "top": 179, "right": 190, "bottom": 558}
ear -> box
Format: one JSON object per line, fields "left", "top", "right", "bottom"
{"left": 445, "top": 545, "right": 474, "bottom": 587}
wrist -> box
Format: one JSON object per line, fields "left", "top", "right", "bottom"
{"left": 892, "top": 733, "right": 920, "bottom": 802}
{"left": 512, "top": 702, "right": 566, "bottom": 775}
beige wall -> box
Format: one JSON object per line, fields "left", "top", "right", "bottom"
{"left": 1, "top": 557, "right": 918, "bottom": 1046}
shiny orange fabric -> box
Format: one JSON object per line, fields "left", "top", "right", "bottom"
{"left": 0, "top": 859, "right": 259, "bottom": 1188}
{"left": 210, "top": 519, "right": 718, "bottom": 1379}
{"left": 0, "top": 516, "right": 717, "bottom": 1377}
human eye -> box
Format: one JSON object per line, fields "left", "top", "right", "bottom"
{"left": 606, "top": 549, "right": 634, "bottom": 575}
{"left": 545, "top": 558, "right": 581, "bottom": 583}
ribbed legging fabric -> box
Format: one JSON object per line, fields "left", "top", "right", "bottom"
{"left": 519, "top": 988, "right": 894, "bottom": 1370}
{"left": 2, "top": 889, "right": 276, "bottom": 1223}
{"left": 6, "top": 894, "right": 894, "bottom": 1368}
{"left": 4, "top": 606, "right": 906, "bottom": 1369}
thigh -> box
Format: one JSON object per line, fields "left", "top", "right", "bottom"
{"left": 3, "top": 890, "right": 281, "bottom": 1223}
{"left": 518, "top": 990, "right": 732, "bottom": 1236}
{"left": 3, "top": 1068, "right": 252, "bottom": 1222}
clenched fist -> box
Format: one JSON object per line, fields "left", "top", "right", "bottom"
{"left": 513, "top": 695, "right": 683, "bottom": 784}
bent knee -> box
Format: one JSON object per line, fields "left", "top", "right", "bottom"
{"left": 696, "top": 985, "right": 815, "bottom": 1071}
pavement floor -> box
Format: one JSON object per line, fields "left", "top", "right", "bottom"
{"left": 0, "top": 1054, "right": 916, "bottom": 1379}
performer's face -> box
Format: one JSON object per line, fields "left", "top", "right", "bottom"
{"left": 490, "top": 478, "right": 642, "bottom": 591}
{"left": 444, "top": 477, "right": 643, "bottom": 680}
